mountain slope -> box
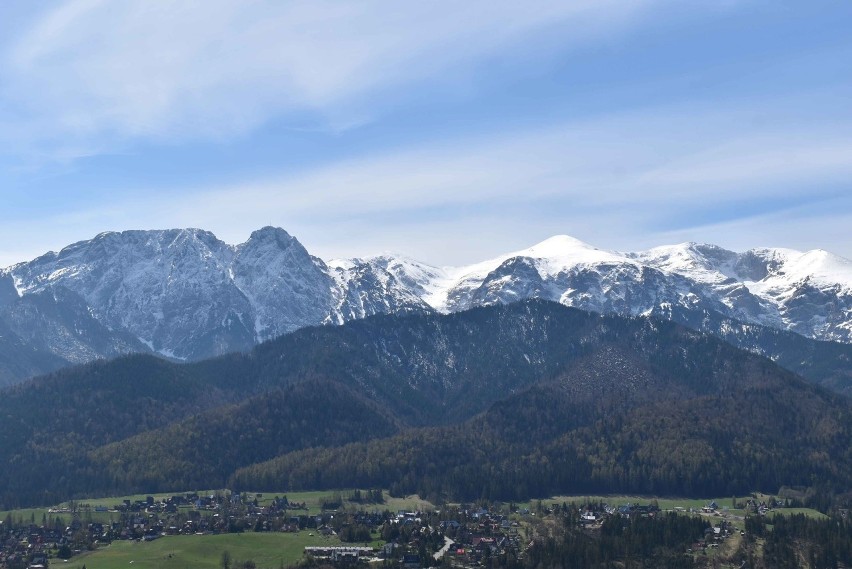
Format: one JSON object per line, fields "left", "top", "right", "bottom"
{"left": 0, "top": 317, "right": 69, "bottom": 382}
{"left": 231, "top": 344, "right": 852, "bottom": 501}
{"left": 408, "top": 236, "right": 852, "bottom": 343}
{"left": 0, "top": 301, "right": 850, "bottom": 506}
{"left": 91, "top": 381, "right": 401, "bottom": 493}
{"left": 2, "top": 227, "right": 852, "bottom": 391}
{"left": 0, "top": 227, "right": 432, "bottom": 374}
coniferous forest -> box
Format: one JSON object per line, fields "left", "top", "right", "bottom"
{"left": 0, "top": 301, "right": 849, "bottom": 510}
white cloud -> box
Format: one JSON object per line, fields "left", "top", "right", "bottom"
{"left": 1, "top": 1, "right": 849, "bottom": 269}
{"left": 153, "top": 100, "right": 852, "bottom": 224}
{"left": 652, "top": 207, "right": 852, "bottom": 257}
{"left": 1, "top": 0, "right": 659, "bottom": 150}
{"left": 2, "top": 95, "right": 851, "bottom": 267}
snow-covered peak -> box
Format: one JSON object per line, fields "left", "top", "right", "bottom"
{"left": 366, "top": 254, "right": 446, "bottom": 287}
{"left": 742, "top": 247, "right": 801, "bottom": 269}
{"left": 242, "top": 226, "right": 296, "bottom": 247}
{"left": 418, "top": 235, "right": 638, "bottom": 312}
{"left": 632, "top": 242, "right": 739, "bottom": 285}
{"left": 774, "top": 249, "right": 852, "bottom": 284}
{"left": 327, "top": 258, "right": 356, "bottom": 271}
{"left": 524, "top": 234, "right": 601, "bottom": 255}
{"left": 3, "top": 227, "right": 852, "bottom": 383}
{"left": 514, "top": 234, "right": 624, "bottom": 263}
{"left": 327, "top": 254, "right": 447, "bottom": 313}
{"left": 448, "top": 235, "right": 629, "bottom": 281}
{"left": 745, "top": 248, "right": 852, "bottom": 294}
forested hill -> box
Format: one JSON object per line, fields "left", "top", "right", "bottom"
{"left": 231, "top": 369, "right": 852, "bottom": 501}
{"left": 0, "top": 300, "right": 850, "bottom": 507}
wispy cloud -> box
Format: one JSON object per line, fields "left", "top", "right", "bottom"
{"left": 2, "top": 1, "right": 850, "bottom": 267}
{"left": 155, "top": 97, "right": 852, "bottom": 223}
{"left": 2, "top": 93, "right": 851, "bottom": 267}
{"left": 654, "top": 206, "right": 852, "bottom": 256}
{"left": 1, "top": 0, "right": 660, "bottom": 156}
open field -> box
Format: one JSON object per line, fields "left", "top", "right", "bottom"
{"left": 0, "top": 508, "right": 52, "bottom": 524}
{"left": 512, "top": 495, "right": 825, "bottom": 527}
{"left": 41, "top": 489, "right": 436, "bottom": 515}
{"left": 4, "top": 489, "right": 827, "bottom": 519}
{"left": 768, "top": 507, "right": 828, "bottom": 520}
{"left": 515, "top": 495, "right": 750, "bottom": 512}
{"left": 63, "top": 532, "right": 342, "bottom": 569}
{"left": 4, "top": 490, "right": 825, "bottom": 523}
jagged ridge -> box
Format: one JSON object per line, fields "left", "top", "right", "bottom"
{"left": 1, "top": 227, "right": 851, "bottom": 388}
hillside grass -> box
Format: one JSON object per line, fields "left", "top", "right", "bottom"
{"left": 64, "top": 532, "right": 343, "bottom": 569}
{"left": 768, "top": 507, "right": 828, "bottom": 520}
{"left": 1, "top": 489, "right": 437, "bottom": 528}
{"left": 513, "top": 494, "right": 826, "bottom": 530}
{"left": 516, "top": 495, "right": 752, "bottom": 511}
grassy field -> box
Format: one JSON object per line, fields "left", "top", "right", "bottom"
{"left": 64, "top": 532, "right": 343, "bottom": 569}
{"left": 5, "top": 489, "right": 825, "bottom": 523}
{"left": 0, "top": 507, "right": 52, "bottom": 525}
{"left": 768, "top": 507, "right": 828, "bottom": 520}
{"left": 513, "top": 494, "right": 825, "bottom": 531}
{"left": 36, "top": 489, "right": 437, "bottom": 516}
{"left": 0, "top": 489, "right": 438, "bottom": 533}
{"left": 516, "top": 495, "right": 751, "bottom": 511}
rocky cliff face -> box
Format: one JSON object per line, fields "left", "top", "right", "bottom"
{"left": 0, "top": 227, "right": 443, "bottom": 382}
{"left": 1, "top": 227, "right": 851, "bottom": 386}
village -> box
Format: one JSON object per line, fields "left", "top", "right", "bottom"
{"left": 0, "top": 490, "right": 774, "bottom": 569}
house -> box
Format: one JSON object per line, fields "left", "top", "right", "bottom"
{"left": 380, "top": 543, "right": 398, "bottom": 558}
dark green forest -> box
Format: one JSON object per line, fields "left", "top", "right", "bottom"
{"left": 229, "top": 376, "right": 852, "bottom": 501}
{"left": 521, "top": 510, "right": 709, "bottom": 569}
{"left": 0, "top": 301, "right": 850, "bottom": 508}
{"left": 743, "top": 513, "right": 852, "bottom": 568}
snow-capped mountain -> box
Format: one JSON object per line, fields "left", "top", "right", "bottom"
{"left": 376, "top": 235, "right": 852, "bottom": 345}
{"left": 1, "top": 227, "right": 851, "bottom": 386}
{"left": 0, "top": 227, "right": 429, "bottom": 365}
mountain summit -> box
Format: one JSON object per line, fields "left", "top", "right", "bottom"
{"left": 1, "top": 228, "right": 851, "bottom": 386}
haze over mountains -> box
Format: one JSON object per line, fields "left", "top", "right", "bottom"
{"left": 1, "top": 226, "right": 852, "bottom": 389}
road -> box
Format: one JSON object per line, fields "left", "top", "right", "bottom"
{"left": 433, "top": 536, "right": 453, "bottom": 560}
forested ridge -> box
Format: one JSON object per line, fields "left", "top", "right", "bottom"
{"left": 230, "top": 375, "right": 852, "bottom": 501}
{"left": 0, "top": 300, "right": 850, "bottom": 507}
{"left": 92, "top": 380, "right": 401, "bottom": 492}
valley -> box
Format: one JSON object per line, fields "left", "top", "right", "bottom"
{"left": 4, "top": 3, "right": 851, "bottom": 567}
{"left": 1, "top": 247, "right": 851, "bottom": 569}
{"left": 0, "top": 488, "right": 840, "bottom": 569}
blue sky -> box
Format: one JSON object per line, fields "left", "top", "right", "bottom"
{"left": 1, "top": 0, "right": 851, "bottom": 267}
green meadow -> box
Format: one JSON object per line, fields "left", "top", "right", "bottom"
{"left": 64, "top": 532, "right": 339, "bottom": 569}
{"left": 1, "top": 487, "right": 828, "bottom": 569}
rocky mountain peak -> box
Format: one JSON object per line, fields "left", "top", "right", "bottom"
{"left": 1, "top": 227, "right": 852, "bottom": 387}
{"left": 243, "top": 225, "right": 296, "bottom": 248}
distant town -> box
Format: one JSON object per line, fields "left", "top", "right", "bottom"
{"left": 0, "top": 489, "right": 798, "bottom": 569}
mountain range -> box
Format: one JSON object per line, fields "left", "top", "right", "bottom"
{"left": 2, "top": 226, "right": 852, "bottom": 392}
{"left": 1, "top": 301, "right": 849, "bottom": 508}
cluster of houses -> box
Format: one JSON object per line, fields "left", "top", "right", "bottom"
{"left": 742, "top": 499, "right": 774, "bottom": 516}
{"left": 0, "top": 491, "right": 363, "bottom": 569}
{"left": 430, "top": 507, "right": 523, "bottom": 566}
{"left": 2, "top": 493, "right": 790, "bottom": 569}
{"left": 301, "top": 505, "right": 527, "bottom": 567}
{"left": 688, "top": 520, "right": 740, "bottom": 552}
{"left": 0, "top": 523, "right": 57, "bottom": 569}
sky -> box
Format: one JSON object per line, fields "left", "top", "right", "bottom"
{"left": 0, "top": 0, "right": 851, "bottom": 267}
